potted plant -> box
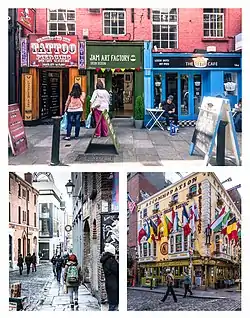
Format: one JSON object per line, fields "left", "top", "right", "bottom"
{"left": 134, "top": 95, "right": 144, "bottom": 129}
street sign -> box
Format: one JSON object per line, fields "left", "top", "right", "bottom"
{"left": 65, "top": 225, "right": 72, "bottom": 232}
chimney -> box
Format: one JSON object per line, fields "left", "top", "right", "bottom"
{"left": 24, "top": 173, "right": 33, "bottom": 185}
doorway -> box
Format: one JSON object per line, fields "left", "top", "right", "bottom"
{"left": 39, "top": 69, "right": 69, "bottom": 120}
{"left": 39, "top": 242, "right": 50, "bottom": 260}
{"left": 112, "top": 72, "right": 133, "bottom": 117}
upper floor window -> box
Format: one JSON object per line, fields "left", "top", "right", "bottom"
{"left": 152, "top": 8, "right": 178, "bottom": 49}
{"left": 22, "top": 188, "right": 26, "bottom": 198}
{"left": 103, "top": 9, "right": 126, "bottom": 36}
{"left": 18, "top": 184, "right": 21, "bottom": 197}
{"left": 48, "top": 9, "right": 76, "bottom": 36}
{"left": 203, "top": 9, "right": 224, "bottom": 38}
{"left": 171, "top": 193, "right": 178, "bottom": 202}
{"left": 189, "top": 184, "right": 197, "bottom": 195}
{"left": 143, "top": 208, "right": 147, "bottom": 218}
{"left": 153, "top": 202, "right": 160, "bottom": 212}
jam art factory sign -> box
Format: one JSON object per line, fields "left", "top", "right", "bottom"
{"left": 29, "top": 35, "right": 78, "bottom": 68}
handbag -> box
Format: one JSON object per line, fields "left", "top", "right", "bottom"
{"left": 60, "top": 112, "right": 68, "bottom": 131}
{"left": 85, "top": 111, "right": 92, "bottom": 129}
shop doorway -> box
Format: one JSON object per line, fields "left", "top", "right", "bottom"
{"left": 112, "top": 72, "right": 133, "bottom": 117}
{"left": 39, "top": 69, "right": 69, "bottom": 120}
{"left": 39, "top": 242, "right": 50, "bottom": 260}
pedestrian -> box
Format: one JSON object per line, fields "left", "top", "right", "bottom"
{"left": 31, "top": 253, "right": 37, "bottom": 272}
{"left": 100, "top": 243, "right": 119, "bottom": 311}
{"left": 183, "top": 272, "right": 193, "bottom": 298}
{"left": 159, "top": 269, "right": 177, "bottom": 303}
{"left": 25, "top": 253, "right": 32, "bottom": 275}
{"left": 233, "top": 98, "right": 242, "bottom": 132}
{"left": 64, "top": 83, "right": 86, "bottom": 140}
{"left": 161, "top": 96, "right": 178, "bottom": 131}
{"left": 55, "top": 254, "right": 64, "bottom": 283}
{"left": 51, "top": 254, "right": 57, "bottom": 277}
{"left": 90, "top": 79, "right": 110, "bottom": 138}
{"left": 64, "top": 253, "right": 83, "bottom": 310}
{"left": 17, "top": 253, "right": 24, "bottom": 275}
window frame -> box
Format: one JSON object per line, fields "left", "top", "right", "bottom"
{"left": 47, "top": 8, "right": 76, "bottom": 36}
{"left": 152, "top": 8, "right": 178, "bottom": 49}
{"left": 102, "top": 9, "right": 126, "bottom": 36}
{"left": 203, "top": 8, "right": 224, "bottom": 38}
{"left": 169, "top": 230, "right": 191, "bottom": 254}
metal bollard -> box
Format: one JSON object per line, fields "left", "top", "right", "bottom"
{"left": 50, "top": 116, "right": 62, "bottom": 166}
{"left": 150, "top": 278, "right": 153, "bottom": 290}
{"left": 216, "top": 121, "right": 228, "bottom": 166}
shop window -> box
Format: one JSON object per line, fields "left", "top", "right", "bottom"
{"left": 175, "top": 233, "right": 182, "bottom": 252}
{"left": 48, "top": 9, "right": 76, "bottom": 36}
{"left": 224, "top": 72, "right": 238, "bottom": 96}
{"left": 154, "top": 74, "right": 162, "bottom": 107}
{"left": 103, "top": 9, "right": 126, "bottom": 36}
{"left": 152, "top": 8, "right": 178, "bottom": 49}
{"left": 203, "top": 9, "right": 224, "bottom": 38}
{"left": 143, "top": 208, "right": 147, "bottom": 218}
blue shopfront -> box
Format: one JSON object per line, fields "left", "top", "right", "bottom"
{"left": 144, "top": 42, "right": 242, "bottom": 126}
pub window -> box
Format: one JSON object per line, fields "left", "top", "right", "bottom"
{"left": 143, "top": 208, "right": 147, "bottom": 217}
{"left": 18, "top": 206, "right": 21, "bottom": 224}
{"left": 103, "top": 9, "right": 126, "bottom": 36}
{"left": 47, "top": 9, "right": 76, "bottom": 36}
{"left": 175, "top": 234, "right": 182, "bottom": 252}
{"left": 154, "top": 74, "right": 162, "bottom": 107}
{"left": 189, "top": 184, "right": 197, "bottom": 195}
{"left": 203, "top": 9, "right": 224, "bottom": 38}
{"left": 171, "top": 193, "right": 178, "bottom": 202}
{"left": 18, "top": 184, "right": 21, "bottom": 197}
{"left": 152, "top": 8, "right": 178, "bottom": 49}
{"left": 224, "top": 72, "right": 238, "bottom": 96}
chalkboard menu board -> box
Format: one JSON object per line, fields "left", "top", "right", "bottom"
{"left": 40, "top": 71, "right": 60, "bottom": 119}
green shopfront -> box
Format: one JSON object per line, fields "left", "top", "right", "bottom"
{"left": 86, "top": 42, "right": 144, "bottom": 117}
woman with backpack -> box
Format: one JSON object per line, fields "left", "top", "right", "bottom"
{"left": 64, "top": 83, "right": 86, "bottom": 140}
{"left": 64, "top": 254, "right": 83, "bottom": 310}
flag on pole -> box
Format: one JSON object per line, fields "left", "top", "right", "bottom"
{"left": 210, "top": 206, "right": 226, "bottom": 231}
{"left": 223, "top": 217, "right": 238, "bottom": 241}
{"left": 173, "top": 212, "right": 179, "bottom": 232}
{"left": 220, "top": 210, "right": 231, "bottom": 234}
{"left": 127, "top": 192, "right": 136, "bottom": 213}
{"left": 192, "top": 200, "right": 199, "bottom": 221}
{"left": 148, "top": 219, "right": 157, "bottom": 244}
{"left": 162, "top": 214, "right": 169, "bottom": 237}
{"left": 156, "top": 215, "right": 163, "bottom": 240}
{"left": 145, "top": 220, "right": 150, "bottom": 241}
{"left": 138, "top": 227, "right": 147, "bottom": 244}
{"left": 166, "top": 215, "right": 173, "bottom": 232}
{"left": 189, "top": 206, "right": 196, "bottom": 234}
{"left": 182, "top": 205, "right": 191, "bottom": 236}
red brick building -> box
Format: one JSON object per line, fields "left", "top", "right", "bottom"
{"left": 9, "top": 173, "right": 39, "bottom": 269}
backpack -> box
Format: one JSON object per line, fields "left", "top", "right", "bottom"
{"left": 67, "top": 265, "right": 79, "bottom": 283}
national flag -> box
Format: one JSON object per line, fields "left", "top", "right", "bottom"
{"left": 156, "top": 214, "right": 163, "bottom": 240}
{"left": 162, "top": 214, "right": 169, "bottom": 237}
{"left": 189, "top": 206, "right": 196, "bottom": 234}
{"left": 127, "top": 192, "right": 136, "bottom": 213}
{"left": 210, "top": 206, "right": 225, "bottom": 231}
{"left": 173, "top": 212, "right": 179, "bottom": 232}
{"left": 145, "top": 220, "right": 151, "bottom": 240}
{"left": 220, "top": 210, "right": 231, "bottom": 234}
{"left": 182, "top": 205, "right": 191, "bottom": 236}
{"left": 166, "top": 214, "right": 173, "bottom": 232}
{"left": 193, "top": 200, "right": 199, "bottom": 221}
{"left": 148, "top": 219, "right": 157, "bottom": 244}
{"left": 138, "top": 227, "right": 147, "bottom": 244}
{"left": 226, "top": 217, "right": 238, "bottom": 241}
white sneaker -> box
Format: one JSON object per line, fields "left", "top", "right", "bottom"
{"left": 166, "top": 126, "right": 170, "bottom": 131}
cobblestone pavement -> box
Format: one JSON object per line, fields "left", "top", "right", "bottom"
{"left": 8, "top": 119, "right": 242, "bottom": 166}
{"left": 9, "top": 263, "right": 54, "bottom": 311}
{"left": 127, "top": 290, "right": 241, "bottom": 311}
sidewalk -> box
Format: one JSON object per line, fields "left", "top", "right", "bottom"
{"left": 8, "top": 119, "right": 242, "bottom": 166}
{"left": 128, "top": 286, "right": 241, "bottom": 300}
{"left": 38, "top": 280, "right": 101, "bottom": 311}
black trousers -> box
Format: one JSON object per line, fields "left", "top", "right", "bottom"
{"left": 26, "top": 264, "right": 31, "bottom": 275}
{"left": 18, "top": 265, "right": 23, "bottom": 275}
{"left": 184, "top": 284, "right": 192, "bottom": 297}
{"left": 161, "top": 285, "right": 177, "bottom": 302}
{"left": 163, "top": 112, "right": 178, "bottom": 126}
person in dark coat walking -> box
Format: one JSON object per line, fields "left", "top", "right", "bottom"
{"left": 159, "top": 269, "right": 177, "bottom": 303}
{"left": 25, "top": 253, "right": 32, "bottom": 275}
{"left": 51, "top": 254, "right": 57, "bottom": 277}
{"left": 17, "top": 254, "right": 24, "bottom": 275}
{"left": 55, "top": 255, "right": 64, "bottom": 283}
{"left": 31, "top": 253, "right": 37, "bottom": 272}
{"left": 183, "top": 272, "right": 193, "bottom": 297}
{"left": 100, "top": 244, "right": 119, "bottom": 311}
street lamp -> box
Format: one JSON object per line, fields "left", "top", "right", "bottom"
{"left": 221, "top": 177, "right": 232, "bottom": 185}
{"left": 65, "top": 180, "right": 86, "bottom": 203}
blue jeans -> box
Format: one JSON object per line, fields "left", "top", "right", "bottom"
{"left": 56, "top": 268, "right": 62, "bottom": 282}
{"left": 66, "top": 111, "right": 83, "bottom": 137}
{"left": 108, "top": 303, "right": 118, "bottom": 311}
{"left": 234, "top": 112, "right": 242, "bottom": 132}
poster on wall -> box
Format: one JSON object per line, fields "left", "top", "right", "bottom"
{"left": 29, "top": 35, "right": 78, "bottom": 68}
{"left": 17, "top": 8, "right": 35, "bottom": 32}
{"left": 100, "top": 213, "right": 119, "bottom": 254}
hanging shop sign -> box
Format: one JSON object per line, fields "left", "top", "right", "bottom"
{"left": 86, "top": 45, "right": 142, "bottom": 69}
{"left": 100, "top": 213, "right": 119, "bottom": 254}
{"left": 29, "top": 35, "right": 78, "bottom": 68}
{"left": 8, "top": 104, "right": 28, "bottom": 156}
{"left": 153, "top": 56, "right": 241, "bottom": 69}
{"left": 20, "top": 38, "right": 28, "bottom": 67}
{"left": 17, "top": 8, "right": 35, "bottom": 32}
{"left": 78, "top": 41, "right": 86, "bottom": 69}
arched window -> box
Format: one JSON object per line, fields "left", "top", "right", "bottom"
{"left": 189, "top": 184, "right": 197, "bottom": 195}
{"left": 172, "top": 193, "right": 178, "bottom": 202}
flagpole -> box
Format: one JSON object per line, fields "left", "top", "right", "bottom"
{"left": 189, "top": 246, "right": 193, "bottom": 289}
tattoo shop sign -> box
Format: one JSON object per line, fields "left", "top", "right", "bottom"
{"left": 29, "top": 35, "right": 78, "bottom": 68}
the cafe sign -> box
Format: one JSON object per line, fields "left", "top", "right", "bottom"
{"left": 29, "top": 35, "right": 78, "bottom": 68}
{"left": 86, "top": 45, "right": 142, "bottom": 69}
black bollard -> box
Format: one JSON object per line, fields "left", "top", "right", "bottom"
{"left": 150, "top": 278, "right": 153, "bottom": 290}
{"left": 216, "top": 121, "right": 228, "bottom": 166}
{"left": 50, "top": 116, "right": 62, "bottom": 166}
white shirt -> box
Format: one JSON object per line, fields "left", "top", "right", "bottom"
{"left": 90, "top": 89, "right": 110, "bottom": 112}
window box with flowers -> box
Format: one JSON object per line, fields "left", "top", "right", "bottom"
{"left": 168, "top": 199, "right": 178, "bottom": 208}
